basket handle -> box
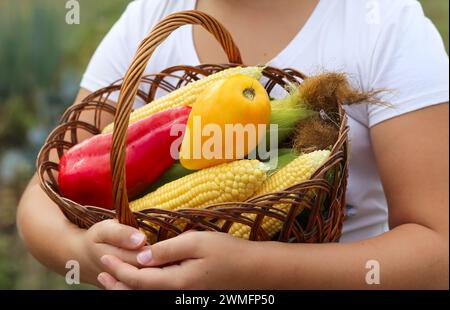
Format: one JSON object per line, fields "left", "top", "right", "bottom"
{"left": 110, "top": 10, "right": 243, "bottom": 227}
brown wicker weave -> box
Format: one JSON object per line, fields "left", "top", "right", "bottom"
{"left": 37, "top": 10, "right": 348, "bottom": 243}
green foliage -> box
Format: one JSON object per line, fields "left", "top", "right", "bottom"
{"left": 420, "top": 0, "right": 449, "bottom": 51}
{"left": 0, "top": 96, "right": 35, "bottom": 148}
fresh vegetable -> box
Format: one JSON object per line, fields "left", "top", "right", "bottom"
{"left": 179, "top": 74, "right": 271, "bottom": 170}
{"left": 102, "top": 66, "right": 264, "bottom": 133}
{"left": 228, "top": 149, "right": 331, "bottom": 239}
{"left": 293, "top": 115, "right": 338, "bottom": 153}
{"left": 130, "top": 159, "right": 269, "bottom": 213}
{"left": 142, "top": 148, "right": 297, "bottom": 195}
{"left": 58, "top": 106, "right": 191, "bottom": 209}
{"left": 266, "top": 73, "right": 383, "bottom": 151}
{"left": 298, "top": 72, "right": 385, "bottom": 121}
{"left": 267, "top": 86, "right": 315, "bottom": 146}
{"left": 269, "top": 148, "right": 298, "bottom": 170}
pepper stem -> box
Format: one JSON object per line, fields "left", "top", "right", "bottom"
{"left": 243, "top": 87, "right": 256, "bottom": 101}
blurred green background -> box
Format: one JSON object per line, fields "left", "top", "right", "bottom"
{"left": 0, "top": 0, "right": 448, "bottom": 289}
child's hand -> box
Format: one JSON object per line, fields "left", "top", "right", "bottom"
{"left": 96, "top": 231, "right": 259, "bottom": 290}
{"left": 74, "top": 219, "right": 148, "bottom": 285}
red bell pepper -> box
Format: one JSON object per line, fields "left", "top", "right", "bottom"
{"left": 58, "top": 106, "right": 191, "bottom": 209}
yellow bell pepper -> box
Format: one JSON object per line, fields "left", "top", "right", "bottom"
{"left": 180, "top": 74, "right": 271, "bottom": 170}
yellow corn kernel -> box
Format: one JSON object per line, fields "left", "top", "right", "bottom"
{"left": 102, "top": 66, "right": 264, "bottom": 133}
{"left": 229, "top": 150, "right": 331, "bottom": 239}
{"left": 130, "top": 159, "right": 269, "bottom": 212}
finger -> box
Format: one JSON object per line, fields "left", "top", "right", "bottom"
{"left": 100, "top": 255, "right": 143, "bottom": 289}
{"left": 101, "top": 254, "right": 178, "bottom": 289}
{"left": 96, "top": 243, "right": 152, "bottom": 267}
{"left": 110, "top": 281, "right": 131, "bottom": 290}
{"left": 137, "top": 232, "right": 203, "bottom": 266}
{"left": 90, "top": 219, "right": 146, "bottom": 250}
{"left": 97, "top": 272, "right": 131, "bottom": 290}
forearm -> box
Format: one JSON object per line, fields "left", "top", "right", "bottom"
{"left": 17, "top": 175, "right": 98, "bottom": 285}
{"left": 251, "top": 224, "right": 449, "bottom": 289}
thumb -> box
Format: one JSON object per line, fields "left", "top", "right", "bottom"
{"left": 136, "top": 232, "right": 202, "bottom": 266}
{"left": 90, "top": 219, "right": 146, "bottom": 250}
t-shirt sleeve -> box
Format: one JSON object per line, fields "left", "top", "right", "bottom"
{"left": 367, "top": 1, "right": 449, "bottom": 127}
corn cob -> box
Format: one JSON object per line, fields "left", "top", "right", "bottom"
{"left": 102, "top": 66, "right": 264, "bottom": 133}
{"left": 130, "top": 159, "right": 269, "bottom": 212}
{"left": 229, "top": 149, "right": 331, "bottom": 239}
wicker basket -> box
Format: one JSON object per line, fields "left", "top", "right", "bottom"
{"left": 37, "top": 10, "right": 348, "bottom": 243}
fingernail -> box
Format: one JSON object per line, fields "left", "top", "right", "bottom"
{"left": 137, "top": 248, "right": 153, "bottom": 265}
{"left": 129, "top": 232, "right": 145, "bottom": 246}
{"left": 100, "top": 255, "right": 111, "bottom": 267}
{"left": 97, "top": 273, "right": 108, "bottom": 287}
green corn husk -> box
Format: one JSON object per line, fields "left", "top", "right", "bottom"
{"left": 143, "top": 161, "right": 193, "bottom": 195}
{"left": 266, "top": 85, "right": 316, "bottom": 148}
{"left": 270, "top": 148, "right": 298, "bottom": 172}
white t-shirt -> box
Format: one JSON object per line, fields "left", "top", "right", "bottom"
{"left": 80, "top": 0, "right": 449, "bottom": 242}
